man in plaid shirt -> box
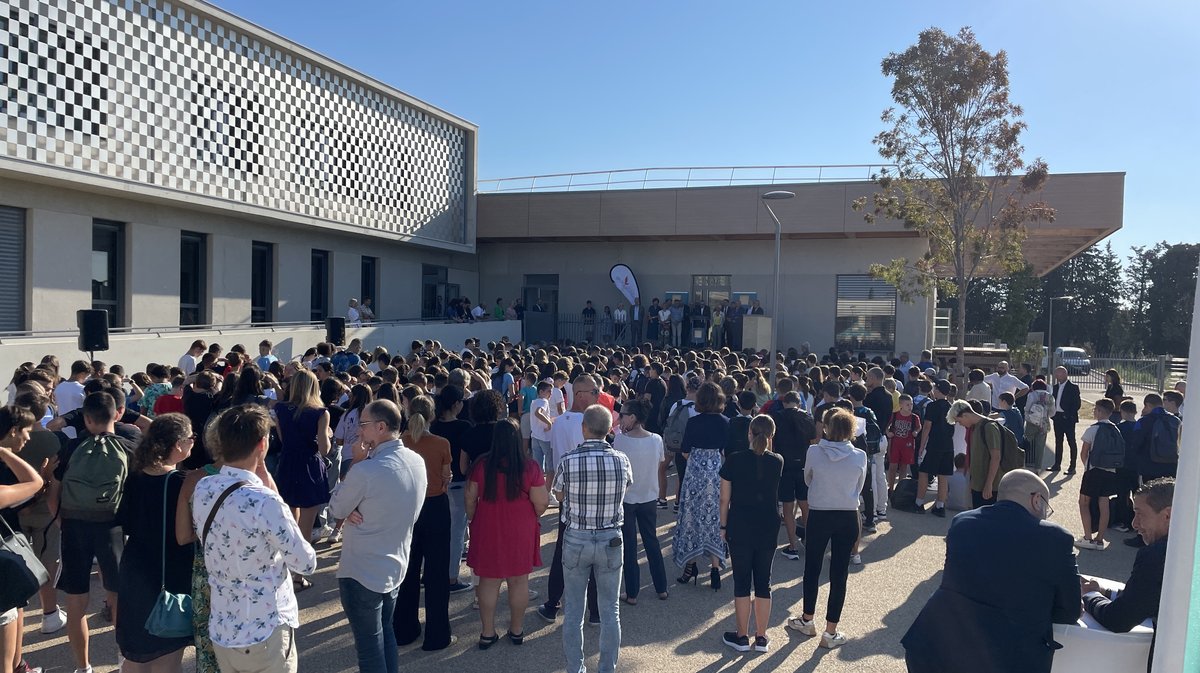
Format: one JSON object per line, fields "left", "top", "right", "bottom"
{"left": 554, "top": 404, "right": 632, "bottom": 673}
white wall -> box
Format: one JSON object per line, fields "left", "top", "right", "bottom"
{"left": 0, "top": 321, "right": 523, "bottom": 373}
{"left": 0, "top": 178, "right": 476, "bottom": 331}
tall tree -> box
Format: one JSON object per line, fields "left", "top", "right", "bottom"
{"left": 1146, "top": 243, "right": 1200, "bottom": 355}
{"left": 853, "top": 27, "right": 1054, "bottom": 375}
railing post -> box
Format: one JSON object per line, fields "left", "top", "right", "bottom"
{"left": 1158, "top": 356, "right": 1169, "bottom": 392}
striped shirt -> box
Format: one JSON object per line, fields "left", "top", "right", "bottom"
{"left": 553, "top": 439, "right": 632, "bottom": 531}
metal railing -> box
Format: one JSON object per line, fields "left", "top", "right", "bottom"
{"left": 0, "top": 317, "right": 438, "bottom": 341}
{"left": 478, "top": 164, "right": 897, "bottom": 194}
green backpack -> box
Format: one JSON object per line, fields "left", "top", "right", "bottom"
{"left": 987, "top": 419, "right": 1026, "bottom": 476}
{"left": 60, "top": 433, "right": 130, "bottom": 521}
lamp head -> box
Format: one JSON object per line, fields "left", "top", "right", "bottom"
{"left": 761, "top": 191, "right": 795, "bottom": 200}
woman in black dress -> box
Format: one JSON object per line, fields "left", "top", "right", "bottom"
{"left": 115, "top": 413, "right": 196, "bottom": 672}
{"left": 718, "top": 414, "right": 783, "bottom": 652}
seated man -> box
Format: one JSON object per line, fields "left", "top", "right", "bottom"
{"left": 902, "top": 469, "right": 1080, "bottom": 673}
{"left": 1081, "top": 477, "right": 1172, "bottom": 673}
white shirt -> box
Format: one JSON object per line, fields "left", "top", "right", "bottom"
{"left": 53, "top": 380, "right": 86, "bottom": 416}
{"left": 614, "top": 432, "right": 664, "bottom": 504}
{"left": 549, "top": 385, "right": 566, "bottom": 417}
{"left": 658, "top": 308, "right": 672, "bottom": 324}
{"left": 549, "top": 411, "right": 585, "bottom": 471}
{"left": 531, "top": 397, "right": 554, "bottom": 441}
{"left": 177, "top": 353, "right": 198, "bottom": 376}
{"left": 191, "top": 466, "right": 316, "bottom": 648}
{"left": 613, "top": 308, "right": 628, "bottom": 323}
{"left": 471, "top": 305, "right": 486, "bottom": 319}
{"left": 347, "top": 306, "right": 361, "bottom": 326}
{"left": 984, "top": 372, "right": 1029, "bottom": 408}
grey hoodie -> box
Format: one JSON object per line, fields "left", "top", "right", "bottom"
{"left": 804, "top": 439, "right": 868, "bottom": 511}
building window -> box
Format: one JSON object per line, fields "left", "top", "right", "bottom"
{"left": 179, "top": 231, "right": 207, "bottom": 326}
{"left": 251, "top": 241, "right": 274, "bottom": 324}
{"left": 0, "top": 206, "right": 26, "bottom": 332}
{"left": 523, "top": 274, "right": 559, "bottom": 315}
{"left": 422, "top": 264, "right": 452, "bottom": 319}
{"left": 311, "top": 249, "right": 330, "bottom": 321}
{"left": 361, "top": 256, "right": 378, "bottom": 317}
{"left": 92, "top": 220, "right": 125, "bottom": 327}
{"left": 691, "top": 275, "right": 731, "bottom": 309}
{"left": 835, "top": 275, "right": 897, "bottom": 353}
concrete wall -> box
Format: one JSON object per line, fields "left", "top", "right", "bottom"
{"left": 477, "top": 238, "right": 933, "bottom": 356}
{"left": 0, "top": 321, "right": 522, "bottom": 375}
{"left": 0, "top": 179, "right": 480, "bottom": 331}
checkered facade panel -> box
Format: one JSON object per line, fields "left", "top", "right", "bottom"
{"left": 1, "top": 0, "right": 469, "bottom": 244}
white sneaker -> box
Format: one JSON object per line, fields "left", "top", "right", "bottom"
{"left": 820, "top": 631, "right": 848, "bottom": 649}
{"left": 311, "top": 524, "right": 335, "bottom": 542}
{"left": 1090, "top": 539, "right": 1108, "bottom": 551}
{"left": 849, "top": 553, "right": 862, "bottom": 565}
{"left": 1073, "top": 537, "right": 1091, "bottom": 550}
{"left": 73, "top": 668, "right": 93, "bottom": 673}
{"left": 40, "top": 608, "right": 67, "bottom": 634}
{"left": 330, "top": 528, "right": 343, "bottom": 544}
{"left": 875, "top": 510, "right": 888, "bottom": 520}
{"left": 786, "top": 616, "right": 817, "bottom": 636}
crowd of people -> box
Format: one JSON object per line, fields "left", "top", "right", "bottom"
{"left": 0, "top": 335, "right": 1185, "bottom": 673}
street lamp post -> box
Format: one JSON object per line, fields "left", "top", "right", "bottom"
{"left": 760, "top": 191, "right": 795, "bottom": 382}
{"left": 1048, "top": 295, "right": 1075, "bottom": 374}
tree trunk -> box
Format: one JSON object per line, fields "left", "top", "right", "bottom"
{"left": 956, "top": 279, "right": 968, "bottom": 386}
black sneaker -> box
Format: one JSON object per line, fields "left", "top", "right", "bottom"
{"left": 780, "top": 547, "right": 800, "bottom": 560}
{"left": 536, "top": 604, "right": 557, "bottom": 622}
{"left": 449, "top": 581, "right": 474, "bottom": 594}
{"left": 657, "top": 498, "right": 668, "bottom": 509}
{"left": 588, "top": 613, "right": 601, "bottom": 626}
{"left": 932, "top": 506, "right": 946, "bottom": 518}
{"left": 722, "top": 631, "right": 751, "bottom": 652}
{"left": 754, "top": 635, "right": 770, "bottom": 652}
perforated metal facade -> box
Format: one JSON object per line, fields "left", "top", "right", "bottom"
{"left": 1, "top": 0, "right": 473, "bottom": 245}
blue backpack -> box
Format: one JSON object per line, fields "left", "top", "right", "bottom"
{"left": 1088, "top": 420, "right": 1125, "bottom": 469}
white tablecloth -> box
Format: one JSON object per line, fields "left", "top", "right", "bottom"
{"left": 1051, "top": 577, "right": 1154, "bottom": 673}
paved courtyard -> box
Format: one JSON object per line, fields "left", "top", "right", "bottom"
{"left": 22, "top": 422, "right": 1139, "bottom": 673}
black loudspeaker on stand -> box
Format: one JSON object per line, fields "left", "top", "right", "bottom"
{"left": 77, "top": 309, "right": 110, "bottom": 359}
{"left": 325, "top": 316, "right": 346, "bottom": 346}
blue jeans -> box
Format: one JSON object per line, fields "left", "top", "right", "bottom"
{"left": 530, "top": 438, "right": 552, "bottom": 472}
{"left": 338, "top": 578, "right": 399, "bottom": 673}
{"left": 562, "top": 528, "right": 623, "bottom": 673}
{"left": 447, "top": 484, "right": 468, "bottom": 580}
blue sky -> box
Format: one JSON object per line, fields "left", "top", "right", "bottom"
{"left": 212, "top": 0, "right": 1199, "bottom": 256}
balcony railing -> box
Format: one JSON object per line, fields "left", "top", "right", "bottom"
{"left": 478, "top": 164, "right": 897, "bottom": 194}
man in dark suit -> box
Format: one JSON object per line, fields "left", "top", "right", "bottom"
{"left": 1050, "top": 366, "right": 1082, "bottom": 473}
{"left": 902, "top": 470, "right": 1080, "bottom": 673}
{"left": 1082, "top": 477, "right": 1172, "bottom": 673}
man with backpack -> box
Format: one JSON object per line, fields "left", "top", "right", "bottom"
{"left": 949, "top": 400, "right": 1024, "bottom": 509}
{"left": 847, "top": 384, "right": 882, "bottom": 534}
{"left": 1075, "top": 398, "right": 1125, "bottom": 551}
{"left": 771, "top": 391, "right": 816, "bottom": 559}
{"left": 1135, "top": 393, "right": 1179, "bottom": 482}
{"left": 863, "top": 369, "right": 893, "bottom": 521}
{"left": 662, "top": 377, "right": 699, "bottom": 512}
{"left": 47, "top": 392, "right": 135, "bottom": 673}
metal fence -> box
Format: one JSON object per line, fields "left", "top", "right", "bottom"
{"left": 524, "top": 314, "right": 726, "bottom": 349}
{"left": 1075, "top": 355, "right": 1189, "bottom": 394}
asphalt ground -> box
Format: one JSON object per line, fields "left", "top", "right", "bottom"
{"left": 21, "top": 422, "right": 1139, "bottom": 673}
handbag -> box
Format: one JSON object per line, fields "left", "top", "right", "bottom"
{"left": 0, "top": 515, "right": 48, "bottom": 612}
{"left": 144, "top": 472, "right": 194, "bottom": 638}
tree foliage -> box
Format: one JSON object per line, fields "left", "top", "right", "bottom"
{"left": 853, "top": 27, "right": 1055, "bottom": 371}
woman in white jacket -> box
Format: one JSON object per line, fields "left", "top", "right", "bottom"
{"left": 786, "top": 407, "right": 867, "bottom": 650}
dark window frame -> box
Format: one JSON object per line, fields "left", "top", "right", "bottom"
{"left": 361, "top": 255, "right": 378, "bottom": 318}
{"left": 311, "top": 249, "right": 330, "bottom": 322}
{"left": 179, "top": 231, "right": 207, "bottom": 326}
{"left": 91, "top": 219, "right": 125, "bottom": 328}
{"left": 251, "top": 241, "right": 274, "bottom": 324}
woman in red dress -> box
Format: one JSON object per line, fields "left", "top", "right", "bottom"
{"left": 465, "top": 418, "right": 548, "bottom": 649}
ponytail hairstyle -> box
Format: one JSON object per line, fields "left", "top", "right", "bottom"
{"left": 134, "top": 413, "right": 192, "bottom": 472}
{"left": 406, "top": 395, "right": 435, "bottom": 442}
{"left": 749, "top": 414, "right": 776, "bottom": 455}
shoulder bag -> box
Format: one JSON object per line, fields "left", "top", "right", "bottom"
{"left": 0, "top": 515, "right": 48, "bottom": 612}
{"left": 144, "top": 471, "right": 194, "bottom": 638}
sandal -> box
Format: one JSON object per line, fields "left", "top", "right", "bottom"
{"left": 478, "top": 633, "right": 500, "bottom": 650}
{"left": 293, "top": 577, "right": 313, "bottom": 592}
{"left": 507, "top": 631, "right": 524, "bottom": 645}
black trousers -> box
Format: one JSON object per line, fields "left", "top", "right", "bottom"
{"left": 861, "top": 455, "right": 875, "bottom": 525}
{"left": 393, "top": 493, "right": 451, "bottom": 649}
{"left": 1110, "top": 467, "right": 1139, "bottom": 527}
{"left": 729, "top": 534, "right": 775, "bottom": 599}
{"left": 544, "top": 520, "right": 598, "bottom": 619}
{"left": 802, "top": 510, "right": 858, "bottom": 624}
{"left": 622, "top": 501, "right": 667, "bottom": 598}
{"left": 971, "top": 490, "right": 997, "bottom": 509}
{"left": 1052, "top": 415, "right": 1078, "bottom": 469}
{"left": 675, "top": 451, "right": 689, "bottom": 500}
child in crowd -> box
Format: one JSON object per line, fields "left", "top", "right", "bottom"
{"left": 993, "top": 392, "right": 1024, "bottom": 448}
{"left": 885, "top": 394, "right": 920, "bottom": 495}
{"left": 1076, "top": 398, "right": 1124, "bottom": 551}
{"left": 946, "top": 453, "right": 971, "bottom": 511}
{"left": 965, "top": 369, "right": 992, "bottom": 415}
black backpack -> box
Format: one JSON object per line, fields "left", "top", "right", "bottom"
{"left": 853, "top": 406, "right": 882, "bottom": 455}
{"left": 1149, "top": 412, "right": 1181, "bottom": 464}
{"left": 1088, "top": 420, "right": 1126, "bottom": 469}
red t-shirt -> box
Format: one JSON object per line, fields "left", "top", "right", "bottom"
{"left": 153, "top": 393, "right": 184, "bottom": 416}
{"left": 888, "top": 413, "right": 921, "bottom": 452}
